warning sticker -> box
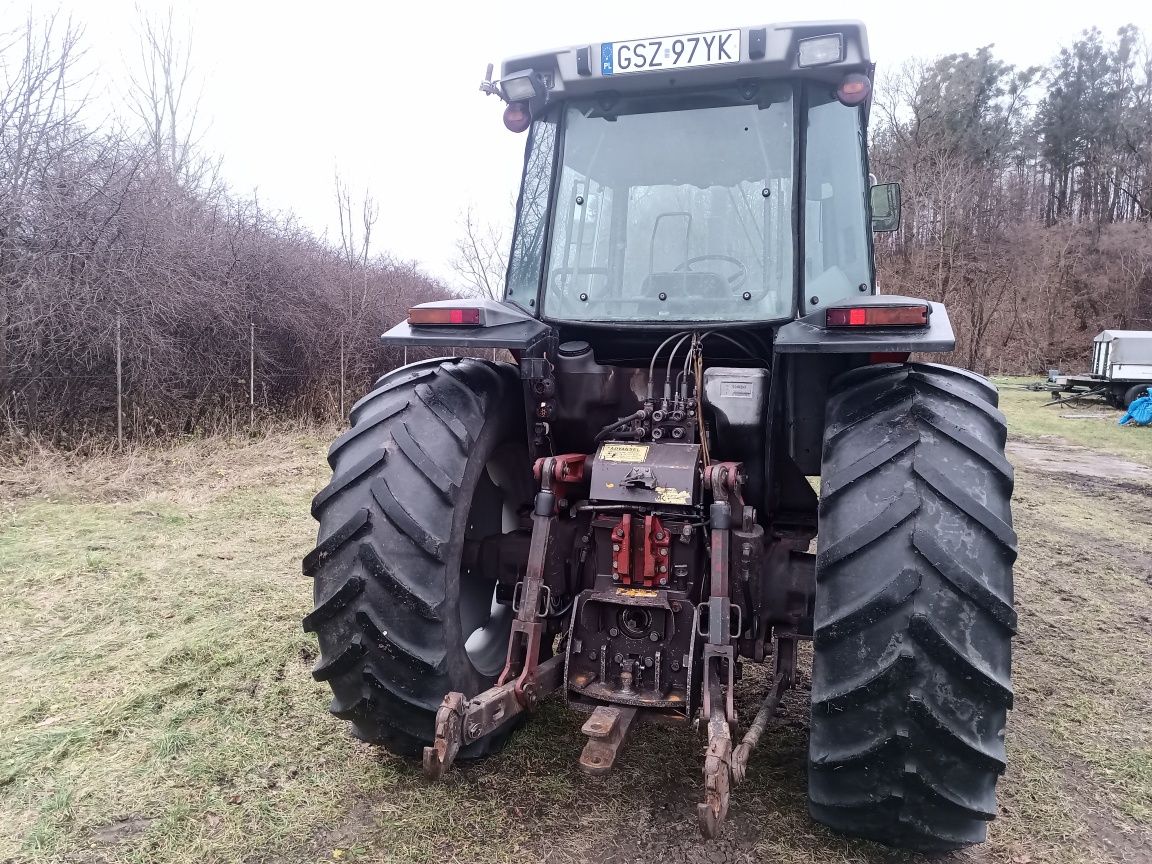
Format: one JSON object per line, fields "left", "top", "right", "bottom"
{"left": 600, "top": 443, "right": 650, "bottom": 463}
{"left": 656, "top": 486, "right": 691, "bottom": 505}
{"left": 616, "top": 588, "right": 658, "bottom": 598}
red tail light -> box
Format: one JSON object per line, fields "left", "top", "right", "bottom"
{"left": 408, "top": 306, "right": 483, "bottom": 326}
{"left": 826, "top": 304, "right": 929, "bottom": 328}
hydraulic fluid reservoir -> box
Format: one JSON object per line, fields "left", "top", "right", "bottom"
{"left": 555, "top": 340, "right": 596, "bottom": 373}
{"left": 554, "top": 340, "right": 619, "bottom": 429}
{"left": 702, "top": 367, "right": 769, "bottom": 505}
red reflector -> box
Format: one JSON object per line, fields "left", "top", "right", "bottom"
{"left": 868, "top": 305, "right": 929, "bottom": 326}
{"left": 826, "top": 304, "right": 929, "bottom": 328}
{"left": 408, "top": 306, "right": 482, "bottom": 326}
{"left": 825, "top": 307, "right": 853, "bottom": 326}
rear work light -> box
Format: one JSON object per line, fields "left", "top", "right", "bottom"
{"left": 826, "top": 304, "right": 929, "bottom": 328}
{"left": 499, "top": 69, "right": 542, "bottom": 103}
{"left": 408, "top": 306, "right": 483, "bottom": 326}
{"left": 797, "top": 34, "right": 844, "bottom": 67}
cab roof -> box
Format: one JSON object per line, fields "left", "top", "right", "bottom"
{"left": 500, "top": 20, "right": 871, "bottom": 100}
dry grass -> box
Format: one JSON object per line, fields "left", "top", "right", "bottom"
{"left": 994, "top": 377, "right": 1152, "bottom": 466}
{"left": 0, "top": 425, "right": 339, "bottom": 504}
{"left": 1, "top": 395, "right": 1150, "bottom": 863}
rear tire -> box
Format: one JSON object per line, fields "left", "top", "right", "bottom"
{"left": 808, "top": 363, "right": 1017, "bottom": 851}
{"left": 304, "top": 357, "right": 531, "bottom": 757}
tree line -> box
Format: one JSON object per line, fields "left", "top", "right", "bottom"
{"left": 872, "top": 26, "right": 1152, "bottom": 373}
{"left": 0, "top": 11, "right": 444, "bottom": 446}
{"left": 4, "top": 13, "right": 1150, "bottom": 447}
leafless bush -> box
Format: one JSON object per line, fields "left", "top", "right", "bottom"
{"left": 0, "top": 11, "right": 447, "bottom": 448}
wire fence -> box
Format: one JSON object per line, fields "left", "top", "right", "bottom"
{"left": 1, "top": 317, "right": 502, "bottom": 450}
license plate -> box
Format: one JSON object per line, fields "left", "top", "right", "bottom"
{"left": 600, "top": 28, "right": 740, "bottom": 76}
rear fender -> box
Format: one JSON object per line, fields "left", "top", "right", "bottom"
{"left": 380, "top": 299, "right": 553, "bottom": 353}
{"left": 774, "top": 296, "right": 954, "bottom": 355}
{"left": 774, "top": 297, "right": 954, "bottom": 475}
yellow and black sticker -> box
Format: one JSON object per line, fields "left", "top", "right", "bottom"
{"left": 656, "top": 486, "right": 691, "bottom": 505}
{"left": 600, "top": 443, "right": 650, "bottom": 463}
{"left": 616, "top": 588, "right": 658, "bottom": 598}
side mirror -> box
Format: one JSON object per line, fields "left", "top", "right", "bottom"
{"left": 870, "top": 182, "right": 901, "bottom": 232}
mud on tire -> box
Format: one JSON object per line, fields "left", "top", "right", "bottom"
{"left": 304, "top": 357, "right": 532, "bottom": 757}
{"left": 808, "top": 362, "right": 1017, "bottom": 850}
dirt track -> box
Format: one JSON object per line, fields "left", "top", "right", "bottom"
{"left": 1008, "top": 440, "right": 1152, "bottom": 482}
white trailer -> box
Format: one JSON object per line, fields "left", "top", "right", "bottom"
{"left": 1049, "top": 330, "right": 1152, "bottom": 408}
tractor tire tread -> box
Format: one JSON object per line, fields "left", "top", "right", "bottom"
{"left": 370, "top": 474, "right": 447, "bottom": 561}
{"left": 357, "top": 540, "right": 443, "bottom": 621}
{"left": 809, "top": 362, "right": 1015, "bottom": 851}
{"left": 305, "top": 357, "right": 525, "bottom": 759}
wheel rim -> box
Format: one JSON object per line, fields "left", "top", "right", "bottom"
{"left": 460, "top": 444, "right": 526, "bottom": 677}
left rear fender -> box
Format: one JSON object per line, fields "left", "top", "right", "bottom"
{"left": 380, "top": 299, "right": 553, "bottom": 352}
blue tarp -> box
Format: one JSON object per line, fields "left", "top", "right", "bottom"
{"left": 1119, "top": 395, "right": 1152, "bottom": 427}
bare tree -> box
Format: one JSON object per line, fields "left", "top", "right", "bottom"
{"left": 873, "top": 38, "right": 1152, "bottom": 373}
{"left": 450, "top": 206, "right": 507, "bottom": 300}
{"left": 333, "top": 169, "right": 383, "bottom": 336}
{"left": 0, "top": 11, "right": 88, "bottom": 420}
{"left": 334, "top": 169, "right": 378, "bottom": 272}
{"left": 126, "top": 4, "right": 206, "bottom": 181}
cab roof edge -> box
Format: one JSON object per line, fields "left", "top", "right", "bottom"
{"left": 499, "top": 20, "right": 871, "bottom": 103}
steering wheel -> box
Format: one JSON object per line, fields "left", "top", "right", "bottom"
{"left": 673, "top": 255, "right": 748, "bottom": 291}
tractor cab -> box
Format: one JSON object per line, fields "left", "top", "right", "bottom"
{"left": 492, "top": 22, "right": 897, "bottom": 325}
{"left": 384, "top": 21, "right": 947, "bottom": 473}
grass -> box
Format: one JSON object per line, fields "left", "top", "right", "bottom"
{"left": 1, "top": 392, "right": 1151, "bottom": 863}
{"left": 994, "top": 375, "right": 1152, "bottom": 465}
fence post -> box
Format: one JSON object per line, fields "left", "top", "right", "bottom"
{"left": 249, "top": 323, "right": 255, "bottom": 431}
{"left": 403, "top": 346, "right": 408, "bottom": 366}
{"left": 115, "top": 314, "right": 123, "bottom": 448}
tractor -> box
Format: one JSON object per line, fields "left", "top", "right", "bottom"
{"left": 304, "top": 20, "right": 1016, "bottom": 851}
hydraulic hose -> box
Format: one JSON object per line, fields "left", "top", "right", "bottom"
{"left": 594, "top": 409, "right": 647, "bottom": 443}
{"left": 647, "top": 331, "right": 692, "bottom": 402}
{"left": 663, "top": 333, "right": 694, "bottom": 402}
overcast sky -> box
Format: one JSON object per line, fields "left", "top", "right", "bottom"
{"left": 10, "top": 0, "right": 1152, "bottom": 284}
